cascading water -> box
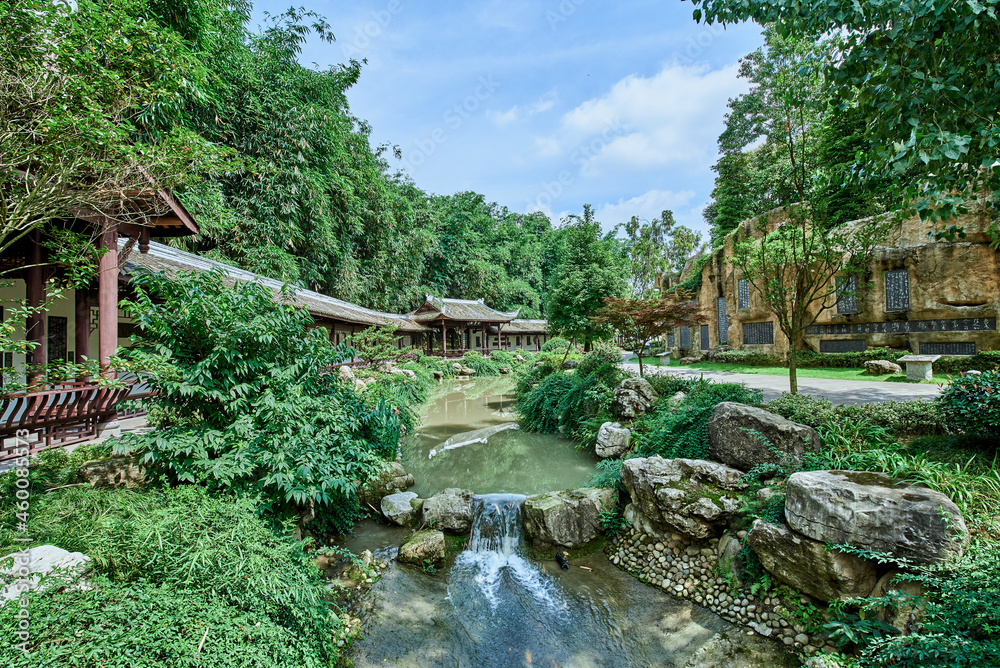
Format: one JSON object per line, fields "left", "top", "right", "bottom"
{"left": 449, "top": 494, "right": 566, "bottom": 613}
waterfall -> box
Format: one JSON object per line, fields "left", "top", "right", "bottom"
{"left": 451, "top": 494, "right": 566, "bottom": 613}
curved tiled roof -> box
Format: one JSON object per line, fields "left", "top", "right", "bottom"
{"left": 122, "top": 241, "right": 430, "bottom": 332}
{"left": 412, "top": 295, "right": 520, "bottom": 322}
{"left": 503, "top": 319, "right": 549, "bottom": 334}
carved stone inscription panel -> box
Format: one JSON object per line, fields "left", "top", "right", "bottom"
{"left": 806, "top": 317, "right": 996, "bottom": 336}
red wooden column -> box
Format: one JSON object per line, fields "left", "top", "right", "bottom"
{"left": 97, "top": 223, "right": 118, "bottom": 377}
{"left": 481, "top": 324, "right": 486, "bottom": 354}
{"left": 75, "top": 288, "right": 90, "bottom": 369}
{"left": 25, "top": 231, "right": 46, "bottom": 387}
{"left": 441, "top": 319, "right": 447, "bottom": 354}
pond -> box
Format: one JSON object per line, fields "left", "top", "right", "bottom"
{"left": 401, "top": 377, "right": 600, "bottom": 497}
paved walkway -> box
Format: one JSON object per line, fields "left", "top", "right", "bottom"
{"left": 621, "top": 362, "right": 942, "bottom": 405}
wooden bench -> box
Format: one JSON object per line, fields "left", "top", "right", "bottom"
{"left": 0, "top": 382, "right": 133, "bottom": 462}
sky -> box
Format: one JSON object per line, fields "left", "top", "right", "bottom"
{"left": 252, "top": 1, "right": 764, "bottom": 236}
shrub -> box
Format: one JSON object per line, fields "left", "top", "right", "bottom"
{"left": 634, "top": 381, "right": 763, "bottom": 460}
{"left": 939, "top": 370, "right": 1000, "bottom": 440}
{"left": 462, "top": 350, "right": 502, "bottom": 376}
{"left": 0, "top": 486, "right": 345, "bottom": 667}
{"left": 117, "top": 269, "right": 397, "bottom": 517}
{"left": 708, "top": 348, "right": 782, "bottom": 366}
{"left": 578, "top": 344, "right": 622, "bottom": 378}
{"left": 767, "top": 393, "right": 835, "bottom": 429}
{"left": 541, "top": 336, "right": 571, "bottom": 352}
{"left": 838, "top": 540, "right": 1000, "bottom": 668}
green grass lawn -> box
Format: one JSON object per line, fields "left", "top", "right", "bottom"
{"left": 626, "top": 356, "right": 950, "bottom": 384}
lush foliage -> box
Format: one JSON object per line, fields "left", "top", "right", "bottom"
{"left": 620, "top": 210, "right": 702, "bottom": 296}
{"left": 0, "top": 486, "right": 347, "bottom": 667}
{"left": 117, "top": 270, "right": 398, "bottom": 517}
{"left": 592, "top": 294, "right": 704, "bottom": 376}
{"left": 545, "top": 206, "right": 628, "bottom": 347}
{"left": 0, "top": 0, "right": 216, "bottom": 253}
{"left": 692, "top": 0, "right": 1000, "bottom": 241}
{"left": 348, "top": 324, "right": 412, "bottom": 365}
{"left": 939, "top": 371, "right": 1000, "bottom": 441}
{"left": 633, "top": 380, "right": 763, "bottom": 460}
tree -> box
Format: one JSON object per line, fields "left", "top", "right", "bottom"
{"left": 546, "top": 206, "right": 628, "bottom": 350}
{"left": 732, "top": 209, "right": 891, "bottom": 393}
{"left": 715, "top": 25, "right": 893, "bottom": 393}
{"left": 347, "top": 324, "right": 412, "bottom": 365}
{"left": 0, "top": 0, "right": 215, "bottom": 254}
{"left": 592, "top": 295, "right": 705, "bottom": 377}
{"left": 622, "top": 210, "right": 702, "bottom": 297}
{"left": 691, "top": 0, "right": 1000, "bottom": 240}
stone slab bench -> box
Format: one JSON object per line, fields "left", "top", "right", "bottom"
{"left": 655, "top": 352, "right": 671, "bottom": 365}
{"left": 896, "top": 354, "right": 940, "bottom": 381}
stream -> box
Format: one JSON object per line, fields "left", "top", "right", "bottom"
{"left": 345, "top": 379, "right": 794, "bottom": 668}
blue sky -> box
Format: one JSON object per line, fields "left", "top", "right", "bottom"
{"left": 252, "top": 1, "right": 763, "bottom": 236}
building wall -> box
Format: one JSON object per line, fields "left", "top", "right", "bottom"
{"left": 661, "top": 205, "right": 1000, "bottom": 357}
{"left": 1, "top": 281, "right": 136, "bottom": 384}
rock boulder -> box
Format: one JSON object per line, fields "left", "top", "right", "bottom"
{"left": 864, "top": 360, "right": 903, "bottom": 375}
{"left": 613, "top": 377, "right": 659, "bottom": 420}
{"left": 595, "top": 422, "right": 630, "bottom": 458}
{"left": 338, "top": 365, "right": 355, "bottom": 382}
{"left": 78, "top": 455, "right": 145, "bottom": 488}
{"left": 620, "top": 457, "right": 746, "bottom": 539}
{"left": 356, "top": 462, "right": 414, "bottom": 507}
{"left": 747, "top": 521, "right": 877, "bottom": 601}
{"left": 381, "top": 491, "right": 421, "bottom": 526}
{"left": 523, "top": 487, "right": 615, "bottom": 548}
{"left": 784, "top": 470, "right": 969, "bottom": 565}
{"left": 398, "top": 530, "right": 446, "bottom": 568}
{"left": 422, "top": 488, "right": 474, "bottom": 533}
{"left": 1, "top": 545, "right": 91, "bottom": 605}
{"left": 707, "top": 402, "right": 821, "bottom": 471}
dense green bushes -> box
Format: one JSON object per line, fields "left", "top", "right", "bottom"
{"left": 939, "top": 370, "right": 1000, "bottom": 440}
{"left": 0, "top": 486, "right": 346, "bottom": 667}
{"left": 541, "top": 336, "right": 572, "bottom": 352}
{"left": 633, "top": 381, "right": 763, "bottom": 460}
{"left": 117, "top": 269, "right": 399, "bottom": 518}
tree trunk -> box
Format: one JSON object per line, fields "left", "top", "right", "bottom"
{"left": 638, "top": 353, "right": 644, "bottom": 377}
{"left": 561, "top": 337, "right": 576, "bottom": 367}
{"left": 788, "top": 352, "right": 798, "bottom": 395}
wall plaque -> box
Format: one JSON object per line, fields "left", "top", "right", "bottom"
{"left": 700, "top": 324, "right": 710, "bottom": 351}
{"left": 820, "top": 339, "right": 867, "bottom": 353}
{"left": 885, "top": 270, "right": 909, "bottom": 312}
{"left": 48, "top": 316, "right": 67, "bottom": 362}
{"left": 743, "top": 321, "right": 774, "bottom": 345}
{"left": 717, "top": 297, "right": 728, "bottom": 344}
{"left": 738, "top": 279, "right": 750, "bottom": 310}
{"left": 836, "top": 276, "right": 858, "bottom": 315}
{"left": 667, "top": 331, "right": 675, "bottom": 348}
{"left": 919, "top": 342, "right": 976, "bottom": 356}
{"left": 680, "top": 326, "right": 691, "bottom": 348}
{"left": 805, "top": 317, "right": 996, "bottom": 336}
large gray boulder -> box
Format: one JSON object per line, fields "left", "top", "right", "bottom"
{"left": 620, "top": 457, "right": 746, "bottom": 539}
{"left": 707, "top": 402, "right": 821, "bottom": 471}
{"left": 595, "top": 422, "right": 630, "bottom": 458}
{"left": 381, "top": 491, "right": 421, "bottom": 526}
{"left": 422, "top": 488, "right": 474, "bottom": 533}
{"left": 864, "top": 360, "right": 902, "bottom": 375}
{"left": 613, "top": 377, "right": 659, "bottom": 420}
{"left": 356, "top": 462, "right": 414, "bottom": 507}
{"left": 523, "top": 487, "right": 615, "bottom": 548}
{"left": 398, "top": 530, "right": 446, "bottom": 568}
{"left": 1, "top": 546, "right": 91, "bottom": 605}
{"left": 785, "top": 470, "right": 969, "bottom": 565}
{"left": 747, "top": 521, "right": 878, "bottom": 601}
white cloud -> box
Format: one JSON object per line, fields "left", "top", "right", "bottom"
{"left": 538, "top": 61, "right": 746, "bottom": 175}
{"left": 488, "top": 92, "right": 558, "bottom": 127}
{"left": 595, "top": 189, "right": 697, "bottom": 228}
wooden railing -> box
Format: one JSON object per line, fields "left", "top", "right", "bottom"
{"left": 0, "top": 382, "right": 132, "bottom": 462}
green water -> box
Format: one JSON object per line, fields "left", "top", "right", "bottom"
{"left": 401, "top": 377, "right": 600, "bottom": 497}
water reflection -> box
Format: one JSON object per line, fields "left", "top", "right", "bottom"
{"left": 402, "top": 378, "right": 599, "bottom": 497}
